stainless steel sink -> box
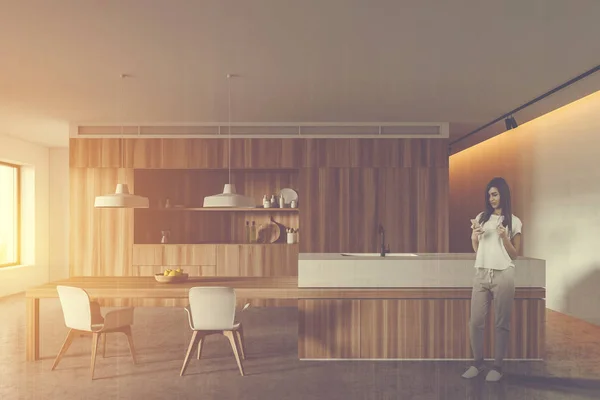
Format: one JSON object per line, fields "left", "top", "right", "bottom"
{"left": 340, "top": 253, "right": 418, "bottom": 257}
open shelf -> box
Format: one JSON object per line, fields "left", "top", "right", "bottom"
{"left": 150, "top": 207, "right": 299, "bottom": 212}
{"left": 133, "top": 169, "right": 300, "bottom": 245}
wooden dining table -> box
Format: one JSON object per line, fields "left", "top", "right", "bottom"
{"left": 24, "top": 275, "right": 301, "bottom": 361}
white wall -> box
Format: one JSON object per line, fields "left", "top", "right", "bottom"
{"left": 524, "top": 91, "right": 600, "bottom": 325}
{"left": 450, "top": 89, "right": 600, "bottom": 325}
{"left": 0, "top": 135, "right": 49, "bottom": 297}
{"left": 48, "top": 148, "right": 69, "bottom": 281}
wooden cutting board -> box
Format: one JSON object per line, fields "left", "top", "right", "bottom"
{"left": 257, "top": 220, "right": 281, "bottom": 243}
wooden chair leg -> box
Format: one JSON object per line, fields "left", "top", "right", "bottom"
{"left": 197, "top": 334, "right": 205, "bottom": 360}
{"left": 180, "top": 331, "right": 200, "bottom": 376}
{"left": 90, "top": 332, "right": 101, "bottom": 380}
{"left": 102, "top": 333, "right": 107, "bottom": 358}
{"left": 122, "top": 326, "right": 137, "bottom": 364}
{"left": 224, "top": 330, "right": 244, "bottom": 376}
{"left": 235, "top": 329, "right": 245, "bottom": 360}
{"left": 51, "top": 329, "right": 76, "bottom": 370}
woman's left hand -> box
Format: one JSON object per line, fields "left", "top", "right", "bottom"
{"left": 497, "top": 225, "right": 508, "bottom": 239}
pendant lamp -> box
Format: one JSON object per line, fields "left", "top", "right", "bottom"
{"left": 94, "top": 182, "right": 149, "bottom": 208}
{"left": 94, "top": 74, "right": 149, "bottom": 209}
{"left": 203, "top": 74, "right": 255, "bottom": 208}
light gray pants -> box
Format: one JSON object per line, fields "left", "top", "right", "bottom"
{"left": 469, "top": 267, "right": 515, "bottom": 367}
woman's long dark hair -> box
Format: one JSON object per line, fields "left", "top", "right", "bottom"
{"left": 477, "top": 177, "right": 512, "bottom": 234}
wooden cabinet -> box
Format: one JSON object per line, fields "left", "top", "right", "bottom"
{"left": 214, "top": 244, "right": 298, "bottom": 276}
{"left": 132, "top": 243, "right": 297, "bottom": 277}
{"left": 132, "top": 244, "right": 217, "bottom": 277}
{"left": 214, "top": 244, "right": 298, "bottom": 307}
{"left": 163, "top": 244, "right": 217, "bottom": 266}
{"left": 132, "top": 244, "right": 164, "bottom": 266}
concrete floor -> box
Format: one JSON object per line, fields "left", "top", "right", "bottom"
{"left": 1, "top": 294, "right": 600, "bottom": 400}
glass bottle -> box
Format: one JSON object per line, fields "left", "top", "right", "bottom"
{"left": 250, "top": 221, "right": 257, "bottom": 243}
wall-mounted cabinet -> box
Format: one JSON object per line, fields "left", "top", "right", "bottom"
{"left": 133, "top": 169, "right": 300, "bottom": 245}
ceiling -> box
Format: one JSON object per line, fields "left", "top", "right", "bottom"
{"left": 1, "top": 0, "right": 599, "bottom": 148}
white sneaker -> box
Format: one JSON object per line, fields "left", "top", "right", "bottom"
{"left": 461, "top": 365, "right": 484, "bottom": 379}
{"left": 485, "top": 369, "right": 503, "bottom": 382}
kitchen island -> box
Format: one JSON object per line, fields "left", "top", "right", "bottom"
{"left": 297, "top": 253, "right": 545, "bottom": 360}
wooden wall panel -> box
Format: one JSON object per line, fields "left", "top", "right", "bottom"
{"left": 304, "top": 139, "right": 359, "bottom": 167}
{"left": 70, "top": 137, "right": 448, "bottom": 293}
{"left": 297, "top": 168, "right": 380, "bottom": 253}
{"left": 298, "top": 299, "right": 361, "bottom": 359}
{"left": 411, "top": 167, "right": 449, "bottom": 252}
{"left": 124, "top": 138, "right": 162, "bottom": 169}
{"left": 71, "top": 138, "right": 449, "bottom": 169}
{"left": 69, "top": 138, "right": 122, "bottom": 168}
{"left": 303, "top": 139, "right": 449, "bottom": 168}
{"left": 299, "top": 167, "right": 448, "bottom": 253}
{"left": 188, "top": 139, "right": 227, "bottom": 169}
{"left": 161, "top": 139, "right": 192, "bottom": 168}
{"left": 244, "top": 139, "right": 306, "bottom": 169}
{"left": 70, "top": 138, "right": 102, "bottom": 167}
{"left": 69, "top": 168, "right": 134, "bottom": 277}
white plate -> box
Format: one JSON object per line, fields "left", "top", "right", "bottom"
{"left": 278, "top": 188, "right": 298, "bottom": 205}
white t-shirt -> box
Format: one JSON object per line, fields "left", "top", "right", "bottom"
{"left": 473, "top": 213, "right": 522, "bottom": 270}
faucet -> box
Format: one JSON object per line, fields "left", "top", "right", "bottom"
{"left": 379, "top": 224, "right": 390, "bottom": 257}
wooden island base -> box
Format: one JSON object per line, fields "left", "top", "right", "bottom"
{"left": 298, "top": 290, "right": 545, "bottom": 360}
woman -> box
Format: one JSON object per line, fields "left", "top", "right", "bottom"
{"left": 461, "top": 177, "right": 522, "bottom": 382}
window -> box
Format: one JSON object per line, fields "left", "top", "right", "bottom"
{"left": 0, "top": 162, "right": 20, "bottom": 267}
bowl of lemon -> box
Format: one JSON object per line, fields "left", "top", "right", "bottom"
{"left": 154, "top": 268, "right": 189, "bottom": 283}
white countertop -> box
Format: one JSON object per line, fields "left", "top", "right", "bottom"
{"left": 298, "top": 253, "right": 545, "bottom": 288}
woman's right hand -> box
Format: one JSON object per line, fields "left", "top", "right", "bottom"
{"left": 470, "top": 219, "right": 484, "bottom": 241}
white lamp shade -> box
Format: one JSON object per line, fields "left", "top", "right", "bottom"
{"left": 94, "top": 183, "right": 149, "bottom": 208}
{"left": 203, "top": 184, "right": 255, "bottom": 208}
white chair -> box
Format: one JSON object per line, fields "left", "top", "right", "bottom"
{"left": 52, "top": 285, "right": 136, "bottom": 379}
{"left": 180, "top": 287, "right": 249, "bottom": 376}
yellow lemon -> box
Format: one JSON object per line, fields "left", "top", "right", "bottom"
{"left": 163, "top": 270, "right": 170, "bottom": 276}
{"left": 168, "top": 271, "right": 177, "bottom": 277}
